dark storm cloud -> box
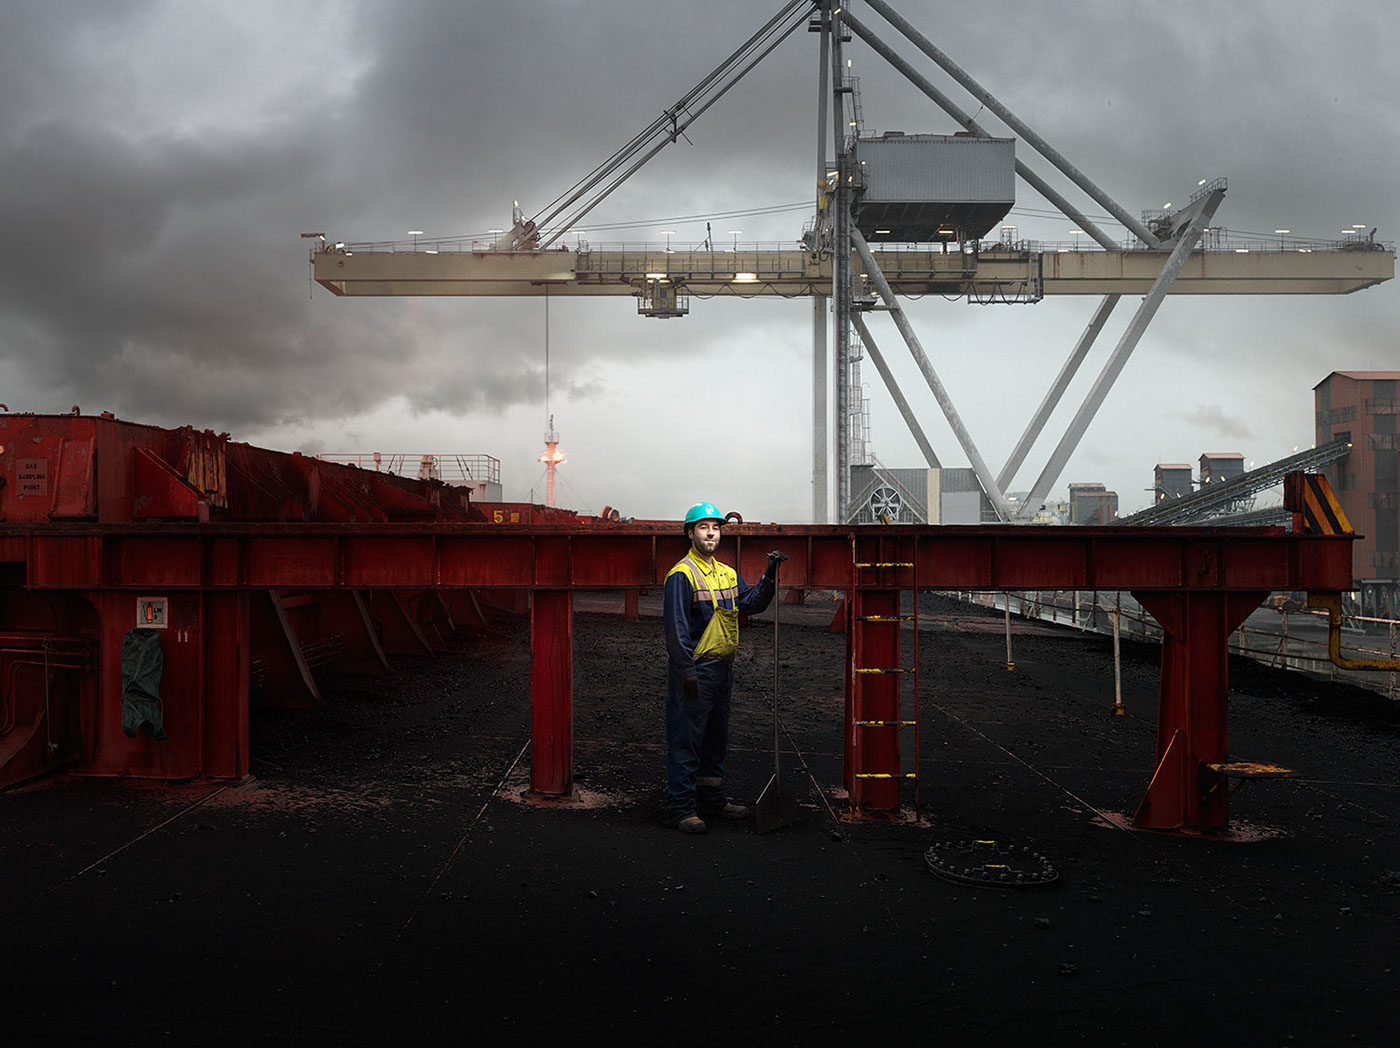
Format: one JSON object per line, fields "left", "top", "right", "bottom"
{"left": 0, "top": 1, "right": 614, "bottom": 430}
{"left": 336, "top": 0, "right": 821, "bottom": 262}
{"left": 0, "top": 2, "right": 154, "bottom": 126}
{"left": 0, "top": 0, "right": 1394, "bottom": 517}
{"left": 0, "top": 109, "right": 402, "bottom": 425}
{"left": 0, "top": 0, "right": 821, "bottom": 430}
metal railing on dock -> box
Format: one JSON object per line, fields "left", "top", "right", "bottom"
{"left": 947, "top": 590, "right": 1398, "bottom": 701}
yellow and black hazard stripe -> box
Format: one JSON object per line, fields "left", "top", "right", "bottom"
{"left": 1286, "top": 472, "right": 1352, "bottom": 535}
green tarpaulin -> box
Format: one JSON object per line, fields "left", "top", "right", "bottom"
{"left": 121, "top": 627, "right": 168, "bottom": 741}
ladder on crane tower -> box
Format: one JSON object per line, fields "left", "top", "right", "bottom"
{"left": 846, "top": 533, "right": 921, "bottom": 820}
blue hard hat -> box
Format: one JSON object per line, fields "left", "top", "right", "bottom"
{"left": 683, "top": 502, "right": 725, "bottom": 528}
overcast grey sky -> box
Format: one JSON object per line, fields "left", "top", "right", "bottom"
{"left": 1, "top": 1, "right": 1396, "bottom": 519}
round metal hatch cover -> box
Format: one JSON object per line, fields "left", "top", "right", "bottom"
{"left": 924, "top": 838, "right": 1059, "bottom": 890}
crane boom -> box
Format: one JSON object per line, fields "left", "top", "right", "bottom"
{"left": 312, "top": 242, "right": 1394, "bottom": 300}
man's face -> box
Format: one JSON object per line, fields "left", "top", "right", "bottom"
{"left": 690, "top": 520, "right": 722, "bottom": 557}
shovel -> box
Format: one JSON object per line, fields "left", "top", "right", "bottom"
{"left": 756, "top": 555, "right": 798, "bottom": 834}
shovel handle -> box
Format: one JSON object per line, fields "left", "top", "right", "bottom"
{"left": 772, "top": 562, "right": 780, "bottom": 778}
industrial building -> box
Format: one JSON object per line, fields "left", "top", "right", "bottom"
{"left": 1067, "top": 481, "right": 1119, "bottom": 524}
{"left": 1200, "top": 453, "right": 1246, "bottom": 485}
{"left": 1315, "top": 370, "right": 1400, "bottom": 616}
{"left": 1154, "top": 463, "right": 1194, "bottom": 502}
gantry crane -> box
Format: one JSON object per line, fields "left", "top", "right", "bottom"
{"left": 309, "top": 0, "right": 1394, "bottom": 524}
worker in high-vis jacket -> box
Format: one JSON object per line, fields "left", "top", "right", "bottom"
{"left": 663, "top": 502, "right": 786, "bottom": 834}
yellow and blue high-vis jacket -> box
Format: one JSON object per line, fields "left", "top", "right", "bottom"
{"left": 664, "top": 552, "right": 774, "bottom": 681}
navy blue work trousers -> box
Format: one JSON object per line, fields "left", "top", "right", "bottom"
{"left": 665, "top": 659, "right": 734, "bottom": 819}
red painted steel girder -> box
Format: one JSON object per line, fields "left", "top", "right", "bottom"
{"left": 2, "top": 413, "right": 1360, "bottom": 833}
{"left": 0, "top": 522, "right": 1355, "bottom": 594}
{"left": 0, "top": 413, "right": 476, "bottom": 525}
{"left": 0, "top": 514, "right": 1358, "bottom": 830}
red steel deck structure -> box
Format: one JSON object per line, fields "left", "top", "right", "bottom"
{"left": 0, "top": 413, "right": 1356, "bottom": 833}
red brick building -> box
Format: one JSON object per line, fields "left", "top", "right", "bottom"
{"left": 1314, "top": 371, "right": 1400, "bottom": 616}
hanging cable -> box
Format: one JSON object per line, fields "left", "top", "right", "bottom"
{"left": 544, "top": 283, "right": 551, "bottom": 426}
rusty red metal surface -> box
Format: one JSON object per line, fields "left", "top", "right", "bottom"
{"left": 0, "top": 522, "right": 1354, "bottom": 593}
{"left": 0, "top": 413, "right": 1361, "bottom": 834}
{"left": 1131, "top": 590, "right": 1264, "bottom": 829}
{"left": 530, "top": 589, "right": 573, "bottom": 797}
{"left": 846, "top": 535, "right": 914, "bottom": 814}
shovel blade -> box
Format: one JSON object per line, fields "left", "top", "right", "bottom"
{"left": 755, "top": 773, "right": 798, "bottom": 835}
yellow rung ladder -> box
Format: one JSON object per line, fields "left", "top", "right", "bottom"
{"left": 849, "top": 538, "right": 921, "bottom": 818}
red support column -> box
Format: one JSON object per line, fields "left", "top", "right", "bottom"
{"left": 842, "top": 597, "right": 854, "bottom": 795}
{"left": 202, "top": 591, "right": 250, "bottom": 779}
{"left": 530, "top": 589, "right": 573, "bottom": 797}
{"left": 1132, "top": 590, "right": 1266, "bottom": 831}
{"left": 623, "top": 589, "right": 640, "bottom": 621}
{"left": 849, "top": 588, "right": 901, "bottom": 814}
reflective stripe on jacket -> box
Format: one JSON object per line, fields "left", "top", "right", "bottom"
{"left": 663, "top": 552, "right": 775, "bottom": 679}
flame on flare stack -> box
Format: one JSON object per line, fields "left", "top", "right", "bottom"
{"left": 539, "top": 414, "right": 565, "bottom": 508}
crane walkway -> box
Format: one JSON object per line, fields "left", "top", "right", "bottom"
{"left": 312, "top": 242, "right": 1394, "bottom": 300}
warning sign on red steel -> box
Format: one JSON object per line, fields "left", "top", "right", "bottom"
{"left": 136, "top": 597, "right": 169, "bottom": 629}
{"left": 16, "top": 458, "right": 48, "bottom": 498}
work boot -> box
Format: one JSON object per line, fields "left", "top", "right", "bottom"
{"left": 700, "top": 801, "right": 750, "bottom": 820}
{"left": 675, "top": 815, "right": 707, "bottom": 835}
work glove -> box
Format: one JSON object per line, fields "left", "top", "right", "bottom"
{"left": 764, "top": 549, "right": 789, "bottom": 581}
{"left": 683, "top": 677, "right": 700, "bottom": 701}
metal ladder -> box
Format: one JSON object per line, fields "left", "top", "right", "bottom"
{"left": 847, "top": 534, "right": 920, "bottom": 819}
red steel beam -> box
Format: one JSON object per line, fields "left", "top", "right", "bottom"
{"left": 0, "top": 519, "right": 1357, "bottom": 830}
{"left": 0, "top": 523, "right": 1356, "bottom": 593}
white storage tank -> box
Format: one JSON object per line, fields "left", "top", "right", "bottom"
{"left": 854, "top": 132, "right": 1015, "bottom": 242}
